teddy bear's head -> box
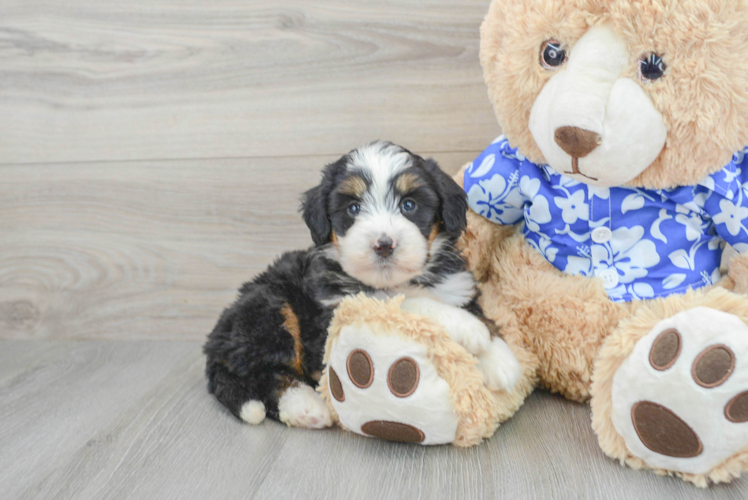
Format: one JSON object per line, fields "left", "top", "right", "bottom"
{"left": 481, "top": 0, "right": 748, "bottom": 189}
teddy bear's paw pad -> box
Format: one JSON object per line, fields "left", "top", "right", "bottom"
{"left": 360, "top": 420, "right": 425, "bottom": 443}
{"left": 326, "top": 324, "right": 459, "bottom": 445}
{"left": 726, "top": 391, "right": 748, "bottom": 423}
{"left": 631, "top": 401, "right": 703, "bottom": 458}
{"left": 347, "top": 349, "right": 374, "bottom": 388}
{"left": 611, "top": 307, "right": 748, "bottom": 475}
{"left": 692, "top": 345, "right": 735, "bottom": 388}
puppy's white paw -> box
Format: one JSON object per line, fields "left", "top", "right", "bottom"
{"left": 401, "top": 297, "right": 491, "bottom": 355}
{"left": 278, "top": 384, "right": 332, "bottom": 429}
{"left": 240, "top": 399, "right": 267, "bottom": 425}
{"left": 477, "top": 337, "right": 522, "bottom": 392}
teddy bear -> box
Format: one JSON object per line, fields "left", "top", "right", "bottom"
{"left": 452, "top": 0, "right": 748, "bottom": 487}
{"left": 320, "top": 0, "right": 748, "bottom": 487}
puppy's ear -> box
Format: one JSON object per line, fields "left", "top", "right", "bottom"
{"left": 301, "top": 159, "right": 345, "bottom": 246}
{"left": 423, "top": 158, "right": 468, "bottom": 238}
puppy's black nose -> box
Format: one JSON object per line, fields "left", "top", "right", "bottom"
{"left": 373, "top": 237, "right": 395, "bottom": 258}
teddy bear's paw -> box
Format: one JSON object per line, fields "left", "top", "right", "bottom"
{"left": 400, "top": 297, "right": 491, "bottom": 355}
{"left": 278, "top": 383, "right": 333, "bottom": 429}
{"left": 611, "top": 307, "right": 748, "bottom": 475}
{"left": 477, "top": 337, "right": 522, "bottom": 392}
{"left": 326, "top": 323, "right": 459, "bottom": 445}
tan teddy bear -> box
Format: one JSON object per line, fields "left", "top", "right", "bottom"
{"left": 456, "top": 0, "right": 748, "bottom": 487}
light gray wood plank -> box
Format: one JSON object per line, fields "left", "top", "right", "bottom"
{"left": 0, "top": 152, "right": 473, "bottom": 340}
{"left": 1, "top": 340, "right": 746, "bottom": 500}
{"left": 0, "top": 0, "right": 499, "bottom": 164}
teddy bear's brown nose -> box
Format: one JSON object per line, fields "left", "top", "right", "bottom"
{"left": 554, "top": 126, "right": 602, "bottom": 158}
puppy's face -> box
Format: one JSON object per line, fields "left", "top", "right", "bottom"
{"left": 303, "top": 142, "right": 467, "bottom": 289}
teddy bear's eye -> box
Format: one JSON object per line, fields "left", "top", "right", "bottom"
{"left": 639, "top": 53, "right": 667, "bottom": 82}
{"left": 540, "top": 39, "right": 568, "bottom": 70}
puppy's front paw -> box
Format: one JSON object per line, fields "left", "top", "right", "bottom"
{"left": 278, "top": 384, "right": 333, "bottom": 429}
{"left": 477, "top": 338, "right": 522, "bottom": 392}
{"left": 401, "top": 297, "right": 491, "bottom": 355}
{"left": 444, "top": 313, "right": 492, "bottom": 355}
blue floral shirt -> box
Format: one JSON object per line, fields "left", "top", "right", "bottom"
{"left": 464, "top": 136, "right": 748, "bottom": 302}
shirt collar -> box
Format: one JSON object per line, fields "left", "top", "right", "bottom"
{"left": 696, "top": 148, "right": 747, "bottom": 200}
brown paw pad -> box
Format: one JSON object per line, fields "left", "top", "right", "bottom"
{"left": 726, "top": 391, "right": 748, "bottom": 423}
{"left": 329, "top": 366, "right": 345, "bottom": 402}
{"left": 632, "top": 401, "right": 703, "bottom": 458}
{"left": 387, "top": 357, "right": 420, "bottom": 398}
{"left": 692, "top": 344, "right": 735, "bottom": 388}
{"left": 347, "top": 349, "right": 373, "bottom": 388}
{"left": 649, "top": 328, "right": 681, "bottom": 371}
{"left": 361, "top": 420, "right": 425, "bottom": 443}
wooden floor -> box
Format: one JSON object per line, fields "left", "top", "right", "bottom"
{"left": 2, "top": 340, "right": 746, "bottom": 500}
{"left": 1, "top": 1, "right": 746, "bottom": 498}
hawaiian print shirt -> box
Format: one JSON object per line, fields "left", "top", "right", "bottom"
{"left": 464, "top": 136, "right": 748, "bottom": 302}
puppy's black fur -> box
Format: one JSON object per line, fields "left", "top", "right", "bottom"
{"left": 204, "top": 143, "right": 483, "bottom": 422}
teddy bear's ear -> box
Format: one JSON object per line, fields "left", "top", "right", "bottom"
{"left": 422, "top": 159, "right": 468, "bottom": 238}
{"left": 301, "top": 159, "right": 345, "bottom": 246}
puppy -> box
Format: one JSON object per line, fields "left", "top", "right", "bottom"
{"left": 203, "top": 141, "right": 521, "bottom": 429}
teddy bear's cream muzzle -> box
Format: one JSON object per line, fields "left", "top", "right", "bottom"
{"left": 529, "top": 23, "right": 668, "bottom": 188}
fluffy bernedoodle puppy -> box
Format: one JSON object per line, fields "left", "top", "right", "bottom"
{"left": 204, "top": 141, "right": 521, "bottom": 428}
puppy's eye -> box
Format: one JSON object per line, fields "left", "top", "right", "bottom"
{"left": 347, "top": 203, "right": 361, "bottom": 216}
{"left": 400, "top": 199, "right": 417, "bottom": 213}
{"left": 639, "top": 53, "right": 666, "bottom": 82}
{"left": 540, "top": 39, "right": 567, "bottom": 70}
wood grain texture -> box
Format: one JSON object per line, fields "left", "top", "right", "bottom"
{"left": 0, "top": 0, "right": 499, "bottom": 164}
{"left": 0, "top": 152, "right": 474, "bottom": 340}
{"left": 2, "top": 340, "right": 746, "bottom": 500}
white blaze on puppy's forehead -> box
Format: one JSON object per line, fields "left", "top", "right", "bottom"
{"left": 348, "top": 141, "right": 413, "bottom": 212}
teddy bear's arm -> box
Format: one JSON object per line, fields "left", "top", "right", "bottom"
{"left": 728, "top": 251, "right": 748, "bottom": 294}
{"left": 454, "top": 162, "right": 519, "bottom": 283}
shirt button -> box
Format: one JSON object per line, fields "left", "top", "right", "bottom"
{"left": 597, "top": 268, "right": 619, "bottom": 289}
{"left": 591, "top": 227, "right": 612, "bottom": 244}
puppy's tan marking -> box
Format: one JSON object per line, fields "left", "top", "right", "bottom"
{"left": 426, "top": 224, "right": 441, "bottom": 260}
{"left": 280, "top": 303, "right": 304, "bottom": 375}
{"left": 338, "top": 176, "right": 367, "bottom": 197}
{"left": 395, "top": 173, "right": 424, "bottom": 194}
{"left": 428, "top": 225, "right": 440, "bottom": 244}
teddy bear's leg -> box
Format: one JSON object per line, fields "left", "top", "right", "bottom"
{"left": 323, "top": 321, "right": 464, "bottom": 445}
{"left": 320, "top": 295, "right": 538, "bottom": 446}
{"left": 469, "top": 225, "right": 630, "bottom": 402}
{"left": 591, "top": 287, "right": 748, "bottom": 486}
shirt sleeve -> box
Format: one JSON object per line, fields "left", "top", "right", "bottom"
{"left": 703, "top": 148, "right": 748, "bottom": 252}
{"left": 463, "top": 136, "right": 528, "bottom": 225}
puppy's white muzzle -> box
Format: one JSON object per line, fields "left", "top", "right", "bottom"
{"left": 529, "top": 23, "right": 667, "bottom": 187}
{"left": 337, "top": 212, "right": 427, "bottom": 289}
